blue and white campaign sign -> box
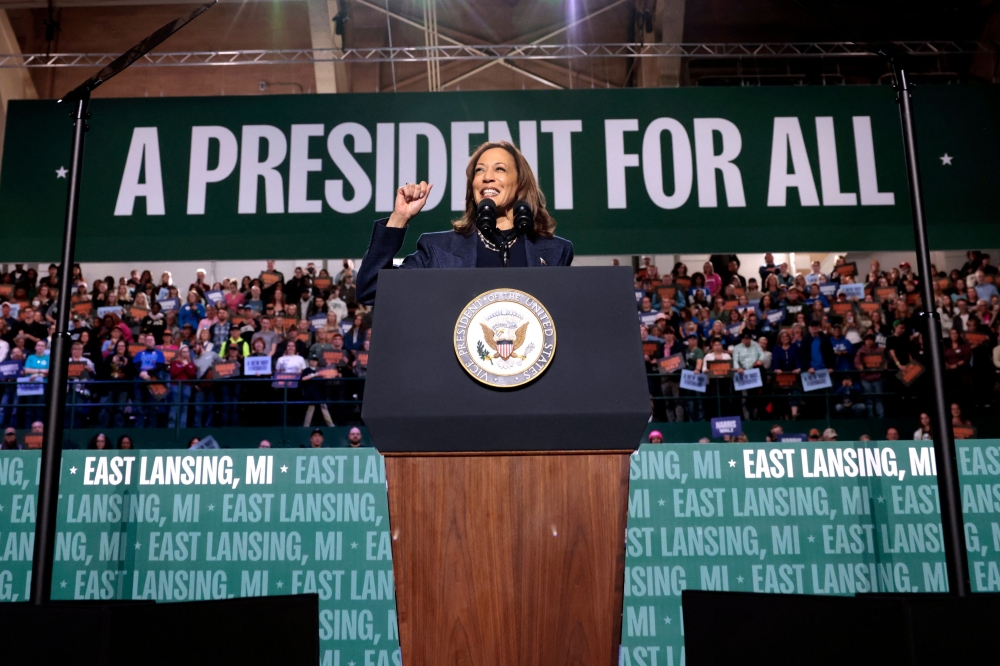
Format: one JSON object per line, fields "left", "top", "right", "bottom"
{"left": 243, "top": 355, "right": 272, "bottom": 376}
{"left": 819, "top": 283, "right": 839, "bottom": 297}
{"left": 157, "top": 297, "right": 180, "bottom": 312}
{"left": 732, "top": 367, "right": 763, "bottom": 390}
{"left": 16, "top": 376, "right": 45, "bottom": 396}
{"left": 838, "top": 284, "right": 865, "bottom": 300}
{"left": 801, "top": 369, "right": 834, "bottom": 392}
{"left": 205, "top": 290, "right": 224, "bottom": 305}
{"left": 639, "top": 311, "right": 660, "bottom": 327}
{"left": 765, "top": 309, "right": 785, "bottom": 325}
{"left": 96, "top": 305, "right": 123, "bottom": 318}
{"left": 5, "top": 303, "right": 20, "bottom": 319}
{"left": 0, "top": 360, "right": 22, "bottom": 378}
{"left": 778, "top": 433, "right": 808, "bottom": 442}
{"left": 680, "top": 369, "right": 707, "bottom": 393}
{"left": 309, "top": 315, "right": 328, "bottom": 331}
{"left": 711, "top": 416, "right": 742, "bottom": 438}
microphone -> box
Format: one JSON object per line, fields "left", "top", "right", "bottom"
{"left": 476, "top": 198, "right": 497, "bottom": 236}
{"left": 513, "top": 200, "right": 534, "bottom": 234}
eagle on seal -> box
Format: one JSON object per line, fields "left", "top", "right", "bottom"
{"left": 480, "top": 322, "right": 529, "bottom": 361}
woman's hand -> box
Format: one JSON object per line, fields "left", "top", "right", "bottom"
{"left": 387, "top": 181, "right": 433, "bottom": 228}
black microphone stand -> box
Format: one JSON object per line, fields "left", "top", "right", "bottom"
{"left": 31, "top": 0, "right": 216, "bottom": 606}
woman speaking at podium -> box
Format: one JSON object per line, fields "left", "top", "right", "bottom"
{"left": 355, "top": 140, "right": 574, "bottom": 304}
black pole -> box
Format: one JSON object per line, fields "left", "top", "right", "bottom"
{"left": 30, "top": 92, "right": 90, "bottom": 605}
{"left": 891, "top": 62, "right": 970, "bottom": 597}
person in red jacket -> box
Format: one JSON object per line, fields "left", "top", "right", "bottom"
{"left": 168, "top": 345, "right": 197, "bottom": 428}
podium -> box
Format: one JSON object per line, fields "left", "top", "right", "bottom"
{"left": 363, "top": 267, "right": 649, "bottom": 665}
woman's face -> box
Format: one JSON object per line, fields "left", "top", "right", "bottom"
{"left": 95, "top": 435, "right": 106, "bottom": 450}
{"left": 950, "top": 329, "right": 960, "bottom": 342}
{"left": 119, "top": 437, "right": 133, "bottom": 450}
{"left": 115, "top": 340, "right": 127, "bottom": 355}
{"left": 703, "top": 262, "right": 713, "bottom": 275}
{"left": 472, "top": 147, "right": 518, "bottom": 210}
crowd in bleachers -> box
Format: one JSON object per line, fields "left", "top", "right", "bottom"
{"left": 1, "top": 250, "right": 999, "bottom": 449}
{"left": 635, "top": 251, "right": 1000, "bottom": 435}
{"left": 0, "top": 260, "right": 371, "bottom": 442}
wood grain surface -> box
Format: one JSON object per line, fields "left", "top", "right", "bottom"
{"left": 385, "top": 452, "right": 630, "bottom": 666}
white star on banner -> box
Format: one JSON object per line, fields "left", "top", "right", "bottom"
{"left": 663, "top": 616, "right": 672, "bottom": 625}
{"left": 736, "top": 575, "right": 744, "bottom": 583}
{"left": 276, "top": 580, "right": 284, "bottom": 588}
{"left": 0, "top": 504, "right": 5, "bottom": 512}
{"left": 207, "top": 504, "right": 215, "bottom": 511}
{"left": 60, "top": 580, "right": 67, "bottom": 588}
{"left": 134, "top": 543, "right": 142, "bottom": 549}
{"left": 351, "top": 542, "right": 358, "bottom": 549}
{"left": 728, "top": 459, "right": 736, "bottom": 467}
{"left": 55, "top": 166, "right": 67, "bottom": 178}
{"left": 807, "top": 535, "right": 816, "bottom": 543}
{"left": 939, "top": 153, "right": 953, "bottom": 165}
{"left": 877, "top": 496, "right": 885, "bottom": 503}
{"left": 657, "top": 499, "right": 666, "bottom": 506}
{"left": 69, "top": 467, "right": 78, "bottom": 474}
{"left": 280, "top": 465, "right": 288, "bottom": 473}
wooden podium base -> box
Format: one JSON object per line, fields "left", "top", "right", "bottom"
{"left": 384, "top": 451, "right": 630, "bottom": 666}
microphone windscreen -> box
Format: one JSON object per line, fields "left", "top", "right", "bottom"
{"left": 477, "top": 198, "right": 497, "bottom": 215}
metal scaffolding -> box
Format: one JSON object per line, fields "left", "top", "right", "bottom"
{"left": 0, "top": 41, "right": 991, "bottom": 69}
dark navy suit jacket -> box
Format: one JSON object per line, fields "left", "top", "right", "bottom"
{"left": 356, "top": 218, "right": 575, "bottom": 304}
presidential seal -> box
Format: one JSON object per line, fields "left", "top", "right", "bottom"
{"left": 454, "top": 288, "right": 556, "bottom": 387}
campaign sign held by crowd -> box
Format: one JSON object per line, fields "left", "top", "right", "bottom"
{"left": 157, "top": 297, "right": 180, "bottom": 312}
{"left": 0, "top": 360, "right": 21, "bottom": 378}
{"left": 710, "top": 416, "right": 742, "bottom": 438}
{"left": 733, "top": 368, "right": 763, "bottom": 391}
{"left": 801, "top": 369, "right": 834, "bottom": 392}
{"left": 243, "top": 355, "right": 272, "bottom": 376}
{"left": 838, "top": 284, "right": 865, "bottom": 300}
{"left": 680, "top": 369, "right": 707, "bottom": 393}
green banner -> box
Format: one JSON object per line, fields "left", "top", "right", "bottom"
{"left": 2, "top": 86, "right": 998, "bottom": 261}
{"left": 2, "top": 441, "right": 999, "bottom": 666}
{"left": 0, "top": 450, "right": 399, "bottom": 666}
{"left": 618, "top": 440, "right": 1000, "bottom": 665}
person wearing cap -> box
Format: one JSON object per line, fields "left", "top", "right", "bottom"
{"left": 309, "top": 428, "right": 325, "bottom": 448}
{"left": 807, "top": 428, "right": 821, "bottom": 442}
{"left": 2, "top": 427, "right": 19, "bottom": 450}
{"left": 798, "top": 319, "right": 834, "bottom": 375}
{"left": 302, "top": 355, "right": 335, "bottom": 427}
{"left": 647, "top": 430, "right": 664, "bottom": 444}
{"left": 822, "top": 428, "right": 838, "bottom": 442}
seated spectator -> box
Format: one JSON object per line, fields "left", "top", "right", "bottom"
{"left": 832, "top": 378, "right": 866, "bottom": 418}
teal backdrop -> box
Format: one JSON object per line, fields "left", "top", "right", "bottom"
{"left": 1, "top": 442, "right": 999, "bottom": 665}
{"left": 1, "top": 86, "right": 998, "bottom": 261}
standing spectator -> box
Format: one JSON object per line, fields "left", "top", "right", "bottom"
{"left": 703, "top": 262, "right": 722, "bottom": 296}
{"left": 215, "top": 343, "right": 243, "bottom": 427}
{"left": 22, "top": 340, "right": 49, "bottom": 425}
{"left": 133, "top": 334, "right": 166, "bottom": 428}
{"left": 252, "top": 316, "right": 280, "bottom": 357}
{"left": 168, "top": 345, "right": 197, "bottom": 428}
{"left": 225, "top": 280, "right": 245, "bottom": 310}
{"left": 191, "top": 341, "right": 219, "bottom": 427}
{"left": 343, "top": 315, "right": 366, "bottom": 351}
{"left": 732, "top": 331, "right": 764, "bottom": 419}
{"left": 853, "top": 334, "right": 886, "bottom": 418}
{"left": 913, "top": 412, "right": 932, "bottom": 440}
{"left": 703, "top": 338, "right": 733, "bottom": 418}
{"left": 772, "top": 330, "right": 802, "bottom": 419}
{"left": 100, "top": 339, "right": 134, "bottom": 427}
{"left": 944, "top": 328, "right": 972, "bottom": 396}
{"left": 179, "top": 291, "right": 205, "bottom": 330}
{"left": 302, "top": 355, "right": 335, "bottom": 427}
{"left": 210, "top": 307, "right": 233, "bottom": 349}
